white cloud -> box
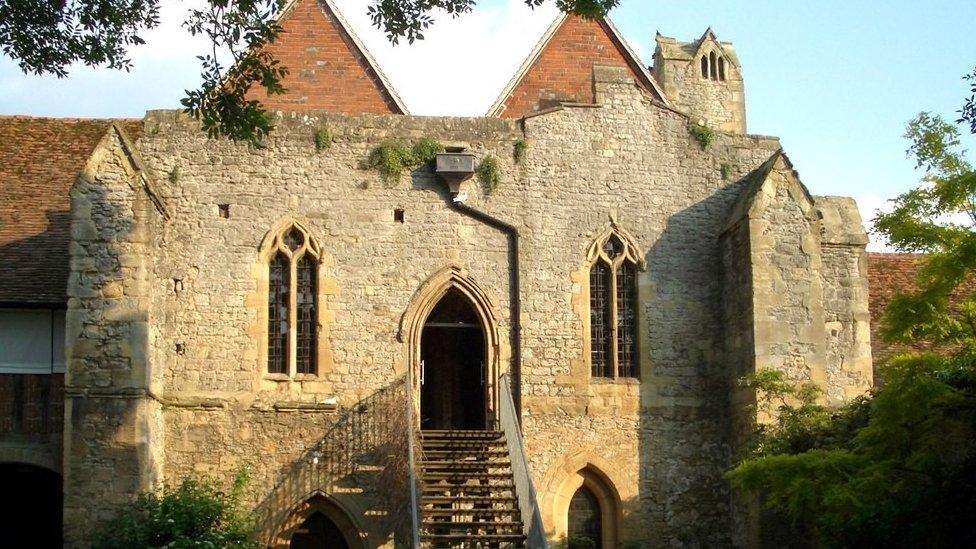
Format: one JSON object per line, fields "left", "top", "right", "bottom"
{"left": 853, "top": 191, "right": 896, "bottom": 252}
{"left": 333, "top": 0, "right": 560, "bottom": 115}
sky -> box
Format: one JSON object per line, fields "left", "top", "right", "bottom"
{"left": 1, "top": 0, "right": 974, "bottom": 250}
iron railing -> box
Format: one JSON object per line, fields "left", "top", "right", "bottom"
{"left": 499, "top": 373, "right": 549, "bottom": 548}
{"left": 255, "top": 377, "right": 413, "bottom": 545}
{"left": 405, "top": 373, "right": 422, "bottom": 547}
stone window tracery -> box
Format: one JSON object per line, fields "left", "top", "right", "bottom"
{"left": 263, "top": 223, "right": 321, "bottom": 377}
{"left": 586, "top": 226, "right": 645, "bottom": 380}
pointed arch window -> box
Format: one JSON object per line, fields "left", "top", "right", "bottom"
{"left": 717, "top": 56, "right": 727, "bottom": 81}
{"left": 263, "top": 222, "right": 321, "bottom": 376}
{"left": 709, "top": 51, "right": 718, "bottom": 81}
{"left": 701, "top": 55, "right": 709, "bottom": 79}
{"left": 587, "top": 227, "right": 645, "bottom": 379}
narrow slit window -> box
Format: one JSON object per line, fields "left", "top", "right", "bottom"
{"left": 701, "top": 55, "right": 709, "bottom": 79}
{"left": 296, "top": 254, "right": 318, "bottom": 375}
{"left": 718, "top": 56, "right": 727, "bottom": 81}
{"left": 616, "top": 262, "right": 639, "bottom": 378}
{"left": 590, "top": 262, "right": 614, "bottom": 378}
{"left": 709, "top": 52, "right": 718, "bottom": 81}
{"left": 268, "top": 252, "right": 290, "bottom": 375}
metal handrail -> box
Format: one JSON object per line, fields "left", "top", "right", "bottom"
{"left": 499, "top": 373, "right": 549, "bottom": 548}
{"left": 405, "top": 374, "right": 422, "bottom": 548}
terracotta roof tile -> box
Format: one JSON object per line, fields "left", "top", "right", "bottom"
{"left": 866, "top": 252, "right": 975, "bottom": 370}
{"left": 0, "top": 116, "right": 142, "bottom": 305}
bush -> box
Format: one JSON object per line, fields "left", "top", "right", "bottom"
{"left": 93, "top": 472, "right": 258, "bottom": 549}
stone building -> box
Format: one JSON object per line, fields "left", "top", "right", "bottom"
{"left": 0, "top": 1, "right": 895, "bottom": 547}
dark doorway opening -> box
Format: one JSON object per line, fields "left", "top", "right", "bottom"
{"left": 0, "top": 463, "right": 62, "bottom": 548}
{"left": 421, "top": 288, "right": 487, "bottom": 431}
{"left": 568, "top": 485, "right": 602, "bottom": 549}
{"left": 289, "top": 512, "right": 350, "bottom": 549}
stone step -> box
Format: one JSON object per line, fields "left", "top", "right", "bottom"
{"left": 420, "top": 533, "right": 525, "bottom": 546}
{"left": 422, "top": 495, "right": 518, "bottom": 506}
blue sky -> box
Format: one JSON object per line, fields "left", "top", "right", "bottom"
{"left": 1, "top": 0, "right": 974, "bottom": 249}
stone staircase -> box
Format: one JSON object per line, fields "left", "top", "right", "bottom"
{"left": 419, "top": 430, "right": 526, "bottom": 548}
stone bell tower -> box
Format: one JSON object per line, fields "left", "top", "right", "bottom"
{"left": 652, "top": 27, "right": 747, "bottom": 134}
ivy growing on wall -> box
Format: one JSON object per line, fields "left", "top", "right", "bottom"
{"left": 689, "top": 122, "right": 716, "bottom": 150}
{"left": 513, "top": 139, "right": 528, "bottom": 164}
{"left": 364, "top": 138, "right": 444, "bottom": 184}
{"left": 477, "top": 155, "right": 502, "bottom": 195}
{"left": 314, "top": 127, "right": 332, "bottom": 151}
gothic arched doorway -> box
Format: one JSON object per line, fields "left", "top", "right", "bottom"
{"left": 0, "top": 463, "right": 62, "bottom": 547}
{"left": 289, "top": 512, "right": 349, "bottom": 549}
{"left": 420, "top": 288, "right": 487, "bottom": 430}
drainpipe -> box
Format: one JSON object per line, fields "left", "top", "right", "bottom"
{"left": 436, "top": 152, "right": 522, "bottom": 426}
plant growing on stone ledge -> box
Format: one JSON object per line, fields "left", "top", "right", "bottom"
{"left": 689, "top": 122, "right": 716, "bottom": 150}
{"left": 477, "top": 155, "right": 502, "bottom": 194}
{"left": 513, "top": 139, "right": 529, "bottom": 164}
{"left": 364, "top": 138, "right": 444, "bottom": 185}
{"left": 721, "top": 163, "right": 735, "bottom": 181}
{"left": 314, "top": 127, "right": 332, "bottom": 151}
{"left": 168, "top": 165, "right": 180, "bottom": 184}
{"left": 411, "top": 137, "right": 444, "bottom": 164}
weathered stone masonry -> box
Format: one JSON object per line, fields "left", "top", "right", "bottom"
{"left": 61, "top": 63, "right": 872, "bottom": 548}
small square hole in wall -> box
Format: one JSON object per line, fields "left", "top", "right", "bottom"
{"left": 218, "top": 204, "right": 230, "bottom": 218}
{"left": 394, "top": 208, "right": 405, "bottom": 223}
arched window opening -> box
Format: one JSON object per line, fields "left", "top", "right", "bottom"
{"left": 587, "top": 229, "right": 643, "bottom": 380}
{"left": 700, "top": 55, "right": 709, "bottom": 79}
{"left": 709, "top": 52, "right": 718, "bottom": 81}
{"left": 568, "top": 486, "right": 602, "bottom": 549}
{"left": 289, "top": 512, "right": 350, "bottom": 549}
{"left": 718, "top": 56, "right": 727, "bottom": 81}
{"left": 263, "top": 221, "right": 321, "bottom": 376}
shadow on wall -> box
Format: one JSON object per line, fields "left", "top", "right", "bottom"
{"left": 255, "top": 377, "right": 414, "bottom": 548}
{"left": 636, "top": 182, "right": 746, "bottom": 547}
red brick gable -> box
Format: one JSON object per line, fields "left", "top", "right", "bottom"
{"left": 0, "top": 117, "right": 142, "bottom": 305}
{"left": 490, "top": 15, "right": 663, "bottom": 118}
{"left": 251, "top": 0, "right": 406, "bottom": 115}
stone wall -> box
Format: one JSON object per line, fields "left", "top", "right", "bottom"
{"left": 653, "top": 34, "right": 747, "bottom": 135}
{"left": 63, "top": 125, "right": 167, "bottom": 545}
{"left": 63, "top": 70, "right": 870, "bottom": 548}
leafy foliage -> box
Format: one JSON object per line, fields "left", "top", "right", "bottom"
{"left": 364, "top": 138, "right": 443, "bottom": 184}
{"left": 92, "top": 471, "right": 258, "bottom": 549}
{"left": 411, "top": 137, "right": 444, "bottom": 164}
{"left": 689, "top": 122, "right": 715, "bottom": 150}
{"left": 961, "top": 66, "right": 976, "bottom": 135}
{"left": 0, "top": 0, "right": 619, "bottom": 146}
{"left": 315, "top": 127, "right": 333, "bottom": 151}
{"left": 513, "top": 139, "right": 528, "bottom": 164}
{"left": 180, "top": 0, "right": 288, "bottom": 147}
{"left": 476, "top": 155, "right": 502, "bottom": 194}
{"left": 873, "top": 113, "right": 976, "bottom": 349}
{"left": 729, "top": 113, "right": 976, "bottom": 548}
{"left": 729, "top": 357, "right": 976, "bottom": 548}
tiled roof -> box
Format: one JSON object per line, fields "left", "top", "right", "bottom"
{"left": 867, "top": 253, "right": 932, "bottom": 366}
{"left": 0, "top": 116, "right": 142, "bottom": 305}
